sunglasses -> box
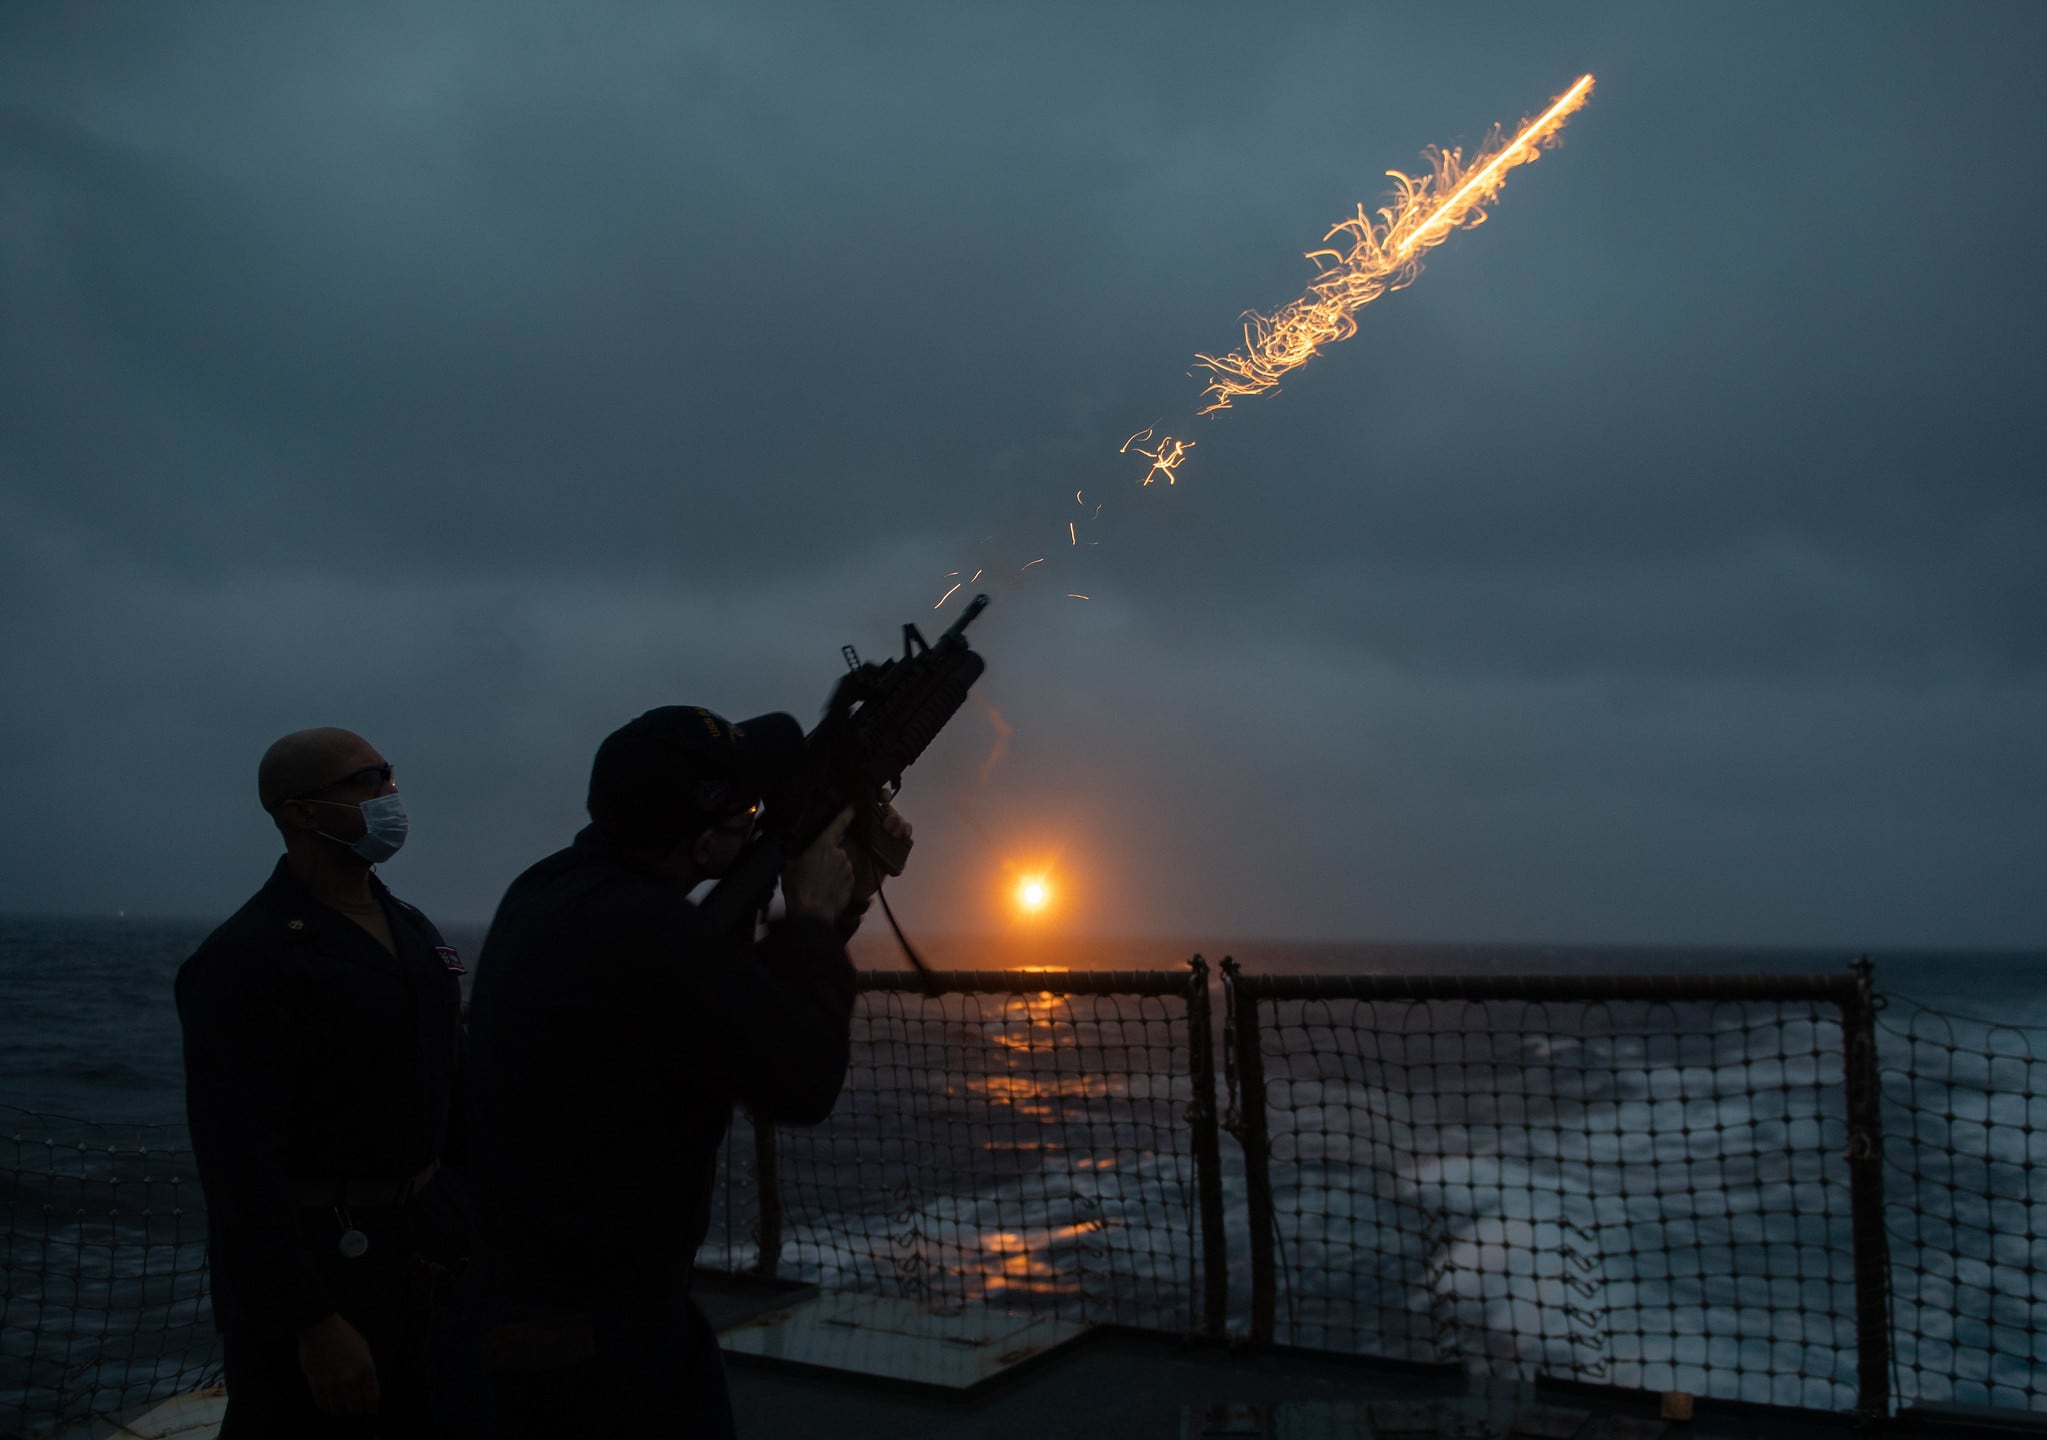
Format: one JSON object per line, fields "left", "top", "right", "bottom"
{"left": 293, "top": 763, "right": 395, "bottom": 801}
{"left": 710, "top": 799, "right": 763, "bottom": 838}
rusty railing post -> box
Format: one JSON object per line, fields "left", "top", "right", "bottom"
{"left": 1840, "top": 958, "right": 1892, "bottom": 1422}
{"left": 1186, "top": 956, "right": 1229, "bottom": 1337}
{"left": 1226, "top": 960, "right": 1278, "bottom": 1343}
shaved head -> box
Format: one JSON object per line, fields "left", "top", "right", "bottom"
{"left": 258, "top": 728, "right": 381, "bottom": 815}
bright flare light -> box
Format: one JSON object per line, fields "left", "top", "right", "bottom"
{"left": 938, "top": 73, "right": 1594, "bottom": 603}
{"left": 1192, "top": 73, "right": 1594, "bottom": 414}
{"left": 1016, "top": 877, "right": 1051, "bottom": 913}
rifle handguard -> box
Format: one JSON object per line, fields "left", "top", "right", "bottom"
{"left": 698, "top": 595, "right": 990, "bottom": 981}
{"left": 860, "top": 809, "right": 913, "bottom": 877}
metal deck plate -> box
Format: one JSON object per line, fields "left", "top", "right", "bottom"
{"left": 1181, "top": 1402, "right": 1385, "bottom": 1439}
{"left": 1276, "top": 1402, "right": 1373, "bottom": 1438}
{"left": 53, "top": 1386, "right": 226, "bottom": 1439}
{"left": 717, "top": 1289, "right": 1092, "bottom": 1391}
{"left": 1511, "top": 1405, "right": 1593, "bottom": 1438}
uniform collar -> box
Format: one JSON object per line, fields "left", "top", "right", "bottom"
{"left": 261, "top": 854, "right": 411, "bottom": 972}
{"left": 263, "top": 851, "right": 394, "bottom": 903}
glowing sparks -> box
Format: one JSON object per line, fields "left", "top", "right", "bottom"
{"left": 1399, "top": 74, "right": 1595, "bottom": 256}
{"left": 1193, "top": 73, "right": 1594, "bottom": 413}
{"left": 1120, "top": 426, "right": 1196, "bottom": 486}
{"left": 1141, "top": 436, "right": 1193, "bottom": 485}
{"left": 923, "top": 74, "right": 1591, "bottom": 616}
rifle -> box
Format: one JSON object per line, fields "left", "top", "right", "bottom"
{"left": 698, "top": 594, "right": 992, "bottom": 986}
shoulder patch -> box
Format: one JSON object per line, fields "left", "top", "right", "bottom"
{"left": 435, "top": 946, "right": 465, "bottom": 974}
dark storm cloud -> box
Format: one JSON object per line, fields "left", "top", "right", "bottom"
{"left": 2, "top": 2, "right": 2042, "bottom": 946}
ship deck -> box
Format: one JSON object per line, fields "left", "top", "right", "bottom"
{"left": 55, "top": 1272, "right": 2045, "bottom": 1440}
{"left": 710, "top": 1274, "right": 2046, "bottom": 1440}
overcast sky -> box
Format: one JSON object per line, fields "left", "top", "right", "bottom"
{"left": 3, "top": 2, "right": 2042, "bottom": 949}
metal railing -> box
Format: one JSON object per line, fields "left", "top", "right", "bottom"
{"left": 1216, "top": 964, "right": 1889, "bottom": 1416}
{"left": 718, "top": 959, "right": 2042, "bottom": 1418}
{"left": 10, "top": 958, "right": 2047, "bottom": 1435}
{"left": 1878, "top": 992, "right": 2047, "bottom": 1413}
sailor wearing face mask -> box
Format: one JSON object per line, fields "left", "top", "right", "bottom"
{"left": 178, "top": 727, "right": 465, "bottom": 1437}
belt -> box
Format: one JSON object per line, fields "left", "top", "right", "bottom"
{"left": 293, "top": 1160, "right": 438, "bottom": 1209}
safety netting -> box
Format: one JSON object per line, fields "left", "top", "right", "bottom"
{"left": 13, "top": 962, "right": 2047, "bottom": 1431}
{"left": 0, "top": 1106, "right": 216, "bottom": 1439}
{"left": 759, "top": 971, "right": 1212, "bottom": 1331}
{"left": 1880, "top": 994, "right": 2047, "bottom": 1411}
{"left": 1226, "top": 979, "right": 1862, "bottom": 1411}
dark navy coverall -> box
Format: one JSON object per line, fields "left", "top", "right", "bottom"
{"left": 178, "top": 856, "right": 464, "bottom": 1438}
{"left": 461, "top": 827, "right": 855, "bottom": 1439}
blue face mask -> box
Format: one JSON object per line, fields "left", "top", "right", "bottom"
{"left": 311, "top": 792, "right": 410, "bottom": 864}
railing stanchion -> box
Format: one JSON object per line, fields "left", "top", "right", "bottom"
{"left": 1228, "top": 962, "right": 1278, "bottom": 1343}
{"left": 1186, "top": 956, "right": 1229, "bottom": 1337}
{"left": 1841, "top": 958, "right": 1892, "bottom": 1423}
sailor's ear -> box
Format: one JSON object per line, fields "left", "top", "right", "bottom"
{"left": 270, "top": 797, "right": 317, "bottom": 833}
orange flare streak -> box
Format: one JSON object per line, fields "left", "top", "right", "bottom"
{"left": 1399, "top": 74, "right": 1594, "bottom": 256}
{"left": 1194, "top": 73, "right": 1593, "bottom": 413}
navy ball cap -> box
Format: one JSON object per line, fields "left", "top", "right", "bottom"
{"left": 587, "top": 705, "right": 803, "bottom": 845}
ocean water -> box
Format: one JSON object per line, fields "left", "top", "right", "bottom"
{"left": 3, "top": 912, "right": 2045, "bottom": 1424}
{"left": 5, "top": 909, "right": 2042, "bottom": 1122}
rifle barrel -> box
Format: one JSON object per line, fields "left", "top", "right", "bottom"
{"left": 939, "top": 593, "right": 990, "bottom": 643}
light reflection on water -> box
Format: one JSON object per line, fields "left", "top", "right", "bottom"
{"left": 761, "top": 985, "right": 1194, "bottom": 1321}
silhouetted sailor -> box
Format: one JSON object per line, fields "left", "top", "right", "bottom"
{"left": 177, "top": 728, "right": 464, "bottom": 1437}
{"left": 462, "top": 705, "right": 904, "bottom": 1439}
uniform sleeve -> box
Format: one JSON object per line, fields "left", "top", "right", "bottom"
{"left": 684, "top": 911, "right": 856, "bottom": 1126}
{"left": 406, "top": 904, "right": 471, "bottom": 1168}
{"left": 177, "top": 941, "right": 334, "bottom": 1334}
{"left": 441, "top": 1024, "right": 472, "bottom": 1168}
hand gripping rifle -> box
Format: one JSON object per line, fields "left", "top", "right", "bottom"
{"left": 698, "top": 594, "right": 991, "bottom": 987}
